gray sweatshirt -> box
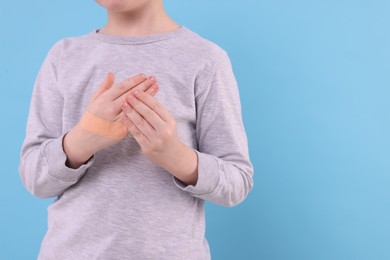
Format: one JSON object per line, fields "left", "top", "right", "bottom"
{"left": 18, "top": 26, "right": 254, "bottom": 260}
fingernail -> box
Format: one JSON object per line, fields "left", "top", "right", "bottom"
{"left": 133, "top": 90, "right": 140, "bottom": 96}
{"left": 148, "top": 84, "right": 157, "bottom": 93}
{"left": 149, "top": 76, "right": 155, "bottom": 82}
{"left": 140, "top": 73, "right": 146, "bottom": 79}
{"left": 127, "top": 95, "right": 133, "bottom": 101}
{"left": 107, "top": 72, "right": 114, "bottom": 81}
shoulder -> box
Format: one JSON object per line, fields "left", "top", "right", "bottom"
{"left": 179, "top": 27, "right": 231, "bottom": 65}
{"left": 179, "top": 27, "right": 233, "bottom": 82}
{"left": 179, "top": 27, "right": 236, "bottom": 96}
{"left": 182, "top": 27, "right": 227, "bottom": 56}
{"left": 45, "top": 31, "right": 96, "bottom": 61}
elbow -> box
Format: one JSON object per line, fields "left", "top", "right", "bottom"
{"left": 219, "top": 196, "right": 245, "bottom": 208}
{"left": 29, "top": 182, "right": 58, "bottom": 199}
{"left": 219, "top": 168, "right": 254, "bottom": 208}
{"left": 225, "top": 179, "right": 254, "bottom": 207}
{"left": 18, "top": 160, "right": 57, "bottom": 199}
{"left": 22, "top": 179, "right": 58, "bottom": 199}
{"left": 31, "top": 190, "right": 57, "bottom": 199}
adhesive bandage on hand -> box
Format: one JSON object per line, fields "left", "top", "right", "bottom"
{"left": 79, "top": 110, "right": 128, "bottom": 140}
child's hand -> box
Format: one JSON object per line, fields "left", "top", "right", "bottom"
{"left": 86, "top": 72, "right": 157, "bottom": 122}
{"left": 63, "top": 72, "right": 159, "bottom": 169}
{"left": 120, "top": 87, "right": 185, "bottom": 171}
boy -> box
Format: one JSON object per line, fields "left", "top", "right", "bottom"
{"left": 18, "top": 0, "right": 254, "bottom": 259}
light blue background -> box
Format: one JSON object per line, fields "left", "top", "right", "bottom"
{"left": 1, "top": 1, "right": 389, "bottom": 259}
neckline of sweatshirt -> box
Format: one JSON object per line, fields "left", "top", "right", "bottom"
{"left": 88, "top": 25, "right": 189, "bottom": 45}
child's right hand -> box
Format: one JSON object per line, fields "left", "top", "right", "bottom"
{"left": 63, "top": 72, "right": 159, "bottom": 169}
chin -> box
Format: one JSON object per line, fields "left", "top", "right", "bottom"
{"left": 95, "top": 0, "right": 150, "bottom": 13}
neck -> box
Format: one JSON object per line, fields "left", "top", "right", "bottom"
{"left": 98, "top": 2, "right": 179, "bottom": 37}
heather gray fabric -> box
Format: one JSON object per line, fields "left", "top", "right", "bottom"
{"left": 18, "top": 26, "right": 254, "bottom": 260}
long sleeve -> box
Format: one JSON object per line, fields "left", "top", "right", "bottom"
{"left": 18, "top": 41, "right": 95, "bottom": 199}
{"left": 172, "top": 51, "right": 254, "bottom": 207}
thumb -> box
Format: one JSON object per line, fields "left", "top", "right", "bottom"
{"left": 91, "top": 72, "right": 115, "bottom": 101}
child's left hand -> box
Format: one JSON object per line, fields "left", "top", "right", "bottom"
{"left": 120, "top": 83, "right": 184, "bottom": 170}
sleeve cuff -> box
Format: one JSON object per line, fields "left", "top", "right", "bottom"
{"left": 172, "top": 149, "right": 221, "bottom": 195}
{"left": 42, "top": 132, "right": 95, "bottom": 182}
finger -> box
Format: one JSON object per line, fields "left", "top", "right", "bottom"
{"left": 121, "top": 101, "right": 155, "bottom": 143}
{"left": 131, "top": 85, "right": 171, "bottom": 123}
{"left": 114, "top": 78, "right": 159, "bottom": 109}
{"left": 90, "top": 72, "right": 115, "bottom": 101}
{"left": 104, "top": 73, "right": 147, "bottom": 100}
{"left": 114, "top": 76, "right": 156, "bottom": 104}
{"left": 123, "top": 84, "right": 165, "bottom": 131}
{"left": 122, "top": 114, "right": 150, "bottom": 146}
{"left": 145, "top": 82, "right": 159, "bottom": 96}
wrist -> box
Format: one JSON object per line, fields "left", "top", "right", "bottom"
{"left": 63, "top": 123, "right": 98, "bottom": 168}
{"left": 163, "top": 141, "right": 198, "bottom": 185}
